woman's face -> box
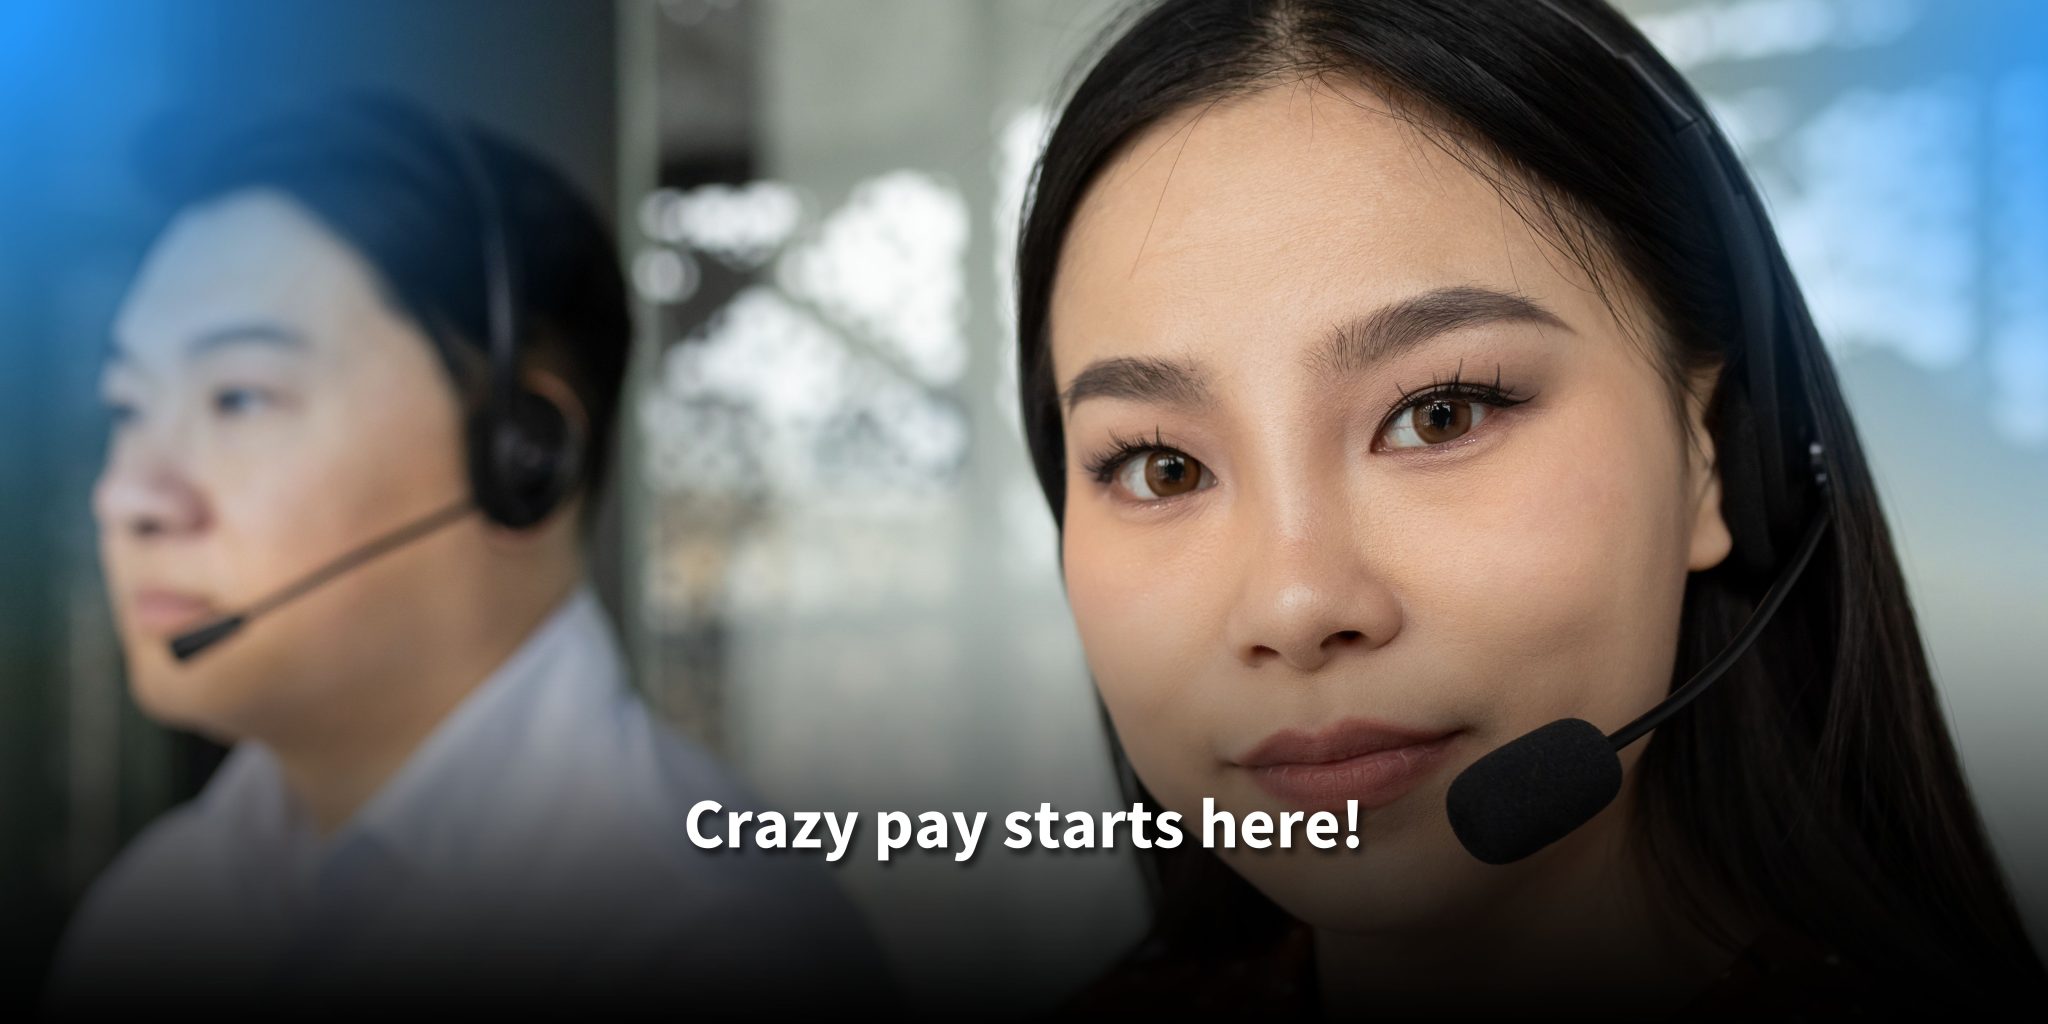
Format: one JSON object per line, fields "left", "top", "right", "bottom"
{"left": 1049, "top": 79, "right": 1733, "bottom": 931}
{"left": 94, "top": 189, "right": 481, "bottom": 740}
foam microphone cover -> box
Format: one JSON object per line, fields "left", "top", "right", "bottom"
{"left": 1446, "top": 718, "right": 1622, "bottom": 865}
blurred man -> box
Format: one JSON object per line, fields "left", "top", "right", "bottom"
{"left": 47, "top": 95, "right": 890, "bottom": 1017}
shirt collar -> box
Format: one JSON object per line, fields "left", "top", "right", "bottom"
{"left": 200, "top": 583, "right": 629, "bottom": 883}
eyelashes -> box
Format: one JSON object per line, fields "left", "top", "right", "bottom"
{"left": 1377, "top": 360, "right": 1533, "bottom": 451}
{"left": 1080, "top": 361, "right": 1535, "bottom": 495}
{"left": 1385, "top": 360, "right": 1531, "bottom": 423}
{"left": 1084, "top": 426, "right": 1176, "bottom": 484}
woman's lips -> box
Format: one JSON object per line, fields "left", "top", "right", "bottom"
{"left": 126, "top": 589, "right": 222, "bottom": 635}
{"left": 1238, "top": 719, "right": 1463, "bottom": 812}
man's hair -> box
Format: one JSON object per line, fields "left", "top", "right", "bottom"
{"left": 142, "top": 92, "right": 632, "bottom": 518}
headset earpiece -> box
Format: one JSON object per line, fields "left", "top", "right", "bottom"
{"left": 470, "top": 388, "right": 580, "bottom": 530}
{"left": 438, "top": 114, "right": 585, "bottom": 531}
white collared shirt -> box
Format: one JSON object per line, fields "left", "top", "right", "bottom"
{"left": 46, "top": 585, "right": 892, "bottom": 1015}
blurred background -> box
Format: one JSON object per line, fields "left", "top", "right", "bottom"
{"left": 1, "top": 0, "right": 2043, "bottom": 1014}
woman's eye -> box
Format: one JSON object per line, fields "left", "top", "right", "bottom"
{"left": 1113, "top": 449, "right": 1214, "bottom": 501}
{"left": 103, "top": 401, "right": 139, "bottom": 431}
{"left": 213, "top": 387, "right": 275, "bottom": 417}
{"left": 1380, "top": 398, "right": 1491, "bottom": 450}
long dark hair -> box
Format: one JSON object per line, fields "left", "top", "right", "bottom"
{"left": 1014, "top": 0, "right": 2045, "bottom": 1005}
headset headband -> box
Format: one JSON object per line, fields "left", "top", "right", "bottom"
{"left": 1533, "top": 0, "right": 1829, "bottom": 576}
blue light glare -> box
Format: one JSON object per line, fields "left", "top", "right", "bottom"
{"left": 1648, "top": 0, "right": 2048, "bottom": 450}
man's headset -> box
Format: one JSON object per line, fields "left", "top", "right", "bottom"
{"left": 1442, "top": 0, "right": 1838, "bottom": 864}
{"left": 169, "top": 112, "right": 583, "bottom": 662}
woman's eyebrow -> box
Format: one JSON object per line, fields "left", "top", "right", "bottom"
{"left": 1061, "top": 355, "right": 1209, "bottom": 413}
{"left": 1314, "top": 286, "right": 1570, "bottom": 375}
{"left": 1057, "top": 287, "right": 1563, "bottom": 413}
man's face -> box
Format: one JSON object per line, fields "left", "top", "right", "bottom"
{"left": 95, "top": 188, "right": 479, "bottom": 740}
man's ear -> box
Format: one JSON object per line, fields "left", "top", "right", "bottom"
{"left": 521, "top": 367, "right": 589, "bottom": 442}
{"left": 1684, "top": 365, "right": 1734, "bottom": 573}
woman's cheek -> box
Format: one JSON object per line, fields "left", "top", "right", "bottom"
{"left": 1443, "top": 417, "right": 1684, "bottom": 731}
{"left": 1062, "top": 506, "right": 1227, "bottom": 791}
{"left": 1065, "top": 516, "right": 1193, "bottom": 711}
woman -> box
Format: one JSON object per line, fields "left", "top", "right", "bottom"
{"left": 1014, "top": 0, "right": 2045, "bottom": 1016}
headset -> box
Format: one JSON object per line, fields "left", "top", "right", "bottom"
{"left": 1442, "top": 0, "right": 1838, "bottom": 864}
{"left": 441, "top": 115, "right": 584, "bottom": 533}
{"left": 169, "top": 111, "right": 582, "bottom": 662}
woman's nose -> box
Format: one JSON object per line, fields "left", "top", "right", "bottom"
{"left": 94, "top": 437, "right": 211, "bottom": 540}
{"left": 1225, "top": 513, "right": 1402, "bottom": 673}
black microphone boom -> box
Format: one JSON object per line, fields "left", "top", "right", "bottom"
{"left": 168, "top": 613, "right": 250, "bottom": 662}
{"left": 166, "top": 499, "right": 476, "bottom": 663}
{"left": 1445, "top": 504, "right": 1832, "bottom": 866}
